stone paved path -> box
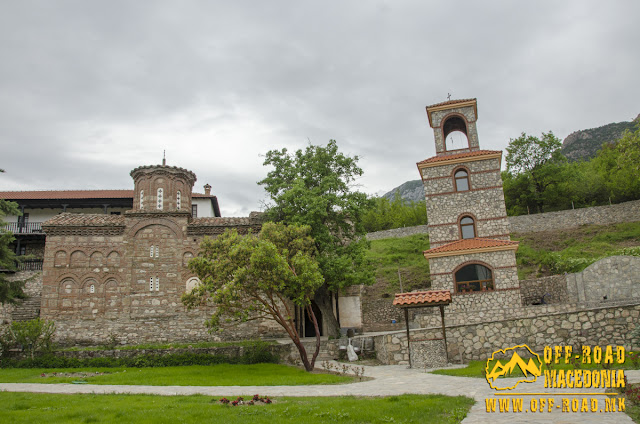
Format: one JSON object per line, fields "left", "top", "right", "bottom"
{"left": 1, "top": 365, "right": 638, "bottom": 423}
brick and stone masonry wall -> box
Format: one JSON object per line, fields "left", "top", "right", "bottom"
{"left": 366, "top": 199, "right": 640, "bottom": 241}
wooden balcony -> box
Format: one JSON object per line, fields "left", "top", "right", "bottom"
{"left": 2, "top": 222, "right": 44, "bottom": 234}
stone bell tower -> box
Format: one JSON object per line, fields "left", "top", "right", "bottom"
{"left": 417, "top": 99, "right": 520, "bottom": 302}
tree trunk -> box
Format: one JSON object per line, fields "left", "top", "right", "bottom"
{"left": 314, "top": 283, "right": 340, "bottom": 338}
{"left": 307, "top": 304, "right": 322, "bottom": 369}
{"left": 292, "top": 336, "right": 313, "bottom": 371}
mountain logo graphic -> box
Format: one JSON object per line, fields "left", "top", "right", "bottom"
{"left": 485, "top": 344, "right": 542, "bottom": 390}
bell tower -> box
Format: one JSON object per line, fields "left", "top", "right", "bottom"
{"left": 417, "top": 98, "right": 520, "bottom": 299}
{"left": 426, "top": 98, "right": 480, "bottom": 156}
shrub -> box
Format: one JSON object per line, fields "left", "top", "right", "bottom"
{"left": 0, "top": 341, "right": 279, "bottom": 368}
{"left": 1, "top": 318, "right": 56, "bottom": 359}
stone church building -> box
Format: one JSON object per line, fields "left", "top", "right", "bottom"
{"left": 36, "top": 163, "right": 283, "bottom": 345}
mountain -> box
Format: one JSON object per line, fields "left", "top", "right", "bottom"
{"left": 561, "top": 114, "right": 639, "bottom": 161}
{"left": 381, "top": 180, "right": 425, "bottom": 204}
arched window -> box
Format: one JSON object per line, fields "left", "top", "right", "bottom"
{"left": 140, "top": 190, "right": 144, "bottom": 209}
{"left": 90, "top": 284, "right": 95, "bottom": 294}
{"left": 176, "top": 190, "right": 181, "bottom": 210}
{"left": 460, "top": 216, "right": 476, "bottom": 239}
{"left": 455, "top": 263, "right": 494, "bottom": 293}
{"left": 454, "top": 169, "right": 470, "bottom": 191}
{"left": 157, "top": 188, "right": 163, "bottom": 210}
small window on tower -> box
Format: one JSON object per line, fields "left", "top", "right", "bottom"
{"left": 454, "top": 169, "right": 470, "bottom": 191}
{"left": 149, "top": 277, "right": 154, "bottom": 292}
{"left": 192, "top": 204, "right": 198, "bottom": 218}
{"left": 460, "top": 216, "right": 476, "bottom": 239}
{"left": 177, "top": 191, "right": 181, "bottom": 210}
{"left": 90, "top": 284, "right": 95, "bottom": 294}
{"left": 155, "top": 246, "right": 159, "bottom": 258}
{"left": 155, "top": 277, "right": 159, "bottom": 291}
{"left": 157, "top": 188, "right": 163, "bottom": 210}
{"left": 140, "top": 190, "right": 144, "bottom": 209}
{"left": 150, "top": 246, "right": 154, "bottom": 258}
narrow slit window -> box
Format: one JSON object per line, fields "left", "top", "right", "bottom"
{"left": 155, "top": 277, "right": 159, "bottom": 291}
{"left": 150, "top": 246, "right": 154, "bottom": 257}
{"left": 155, "top": 246, "right": 159, "bottom": 258}
{"left": 157, "top": 188, "right": 163, "bottom": 210}
{"left": 176, "top": 191, "right": 181, "bottom": 210}
{"left": 149, "top": 277, "right": 154, "bottom": 292}
{"left": 90, "top": 284, "right": 95, "bottom": 294}
{"left": 140, "top": 190, "right": 144, "bottom": 209}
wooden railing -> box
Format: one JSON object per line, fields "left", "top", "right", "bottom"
{"left": 2, "top": 222, "right": 43, "bottom": 234}
{"left": 17, "top": 259, "right": 43, "bottom": 271}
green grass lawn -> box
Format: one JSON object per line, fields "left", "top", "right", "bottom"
{"left": 0, "top": 392, "right": 474, "bottom": 424}
{"left": 0, "top": 364, "right": 355, "bottom": 386}
{"left": 432, "top": 353, "right": 640, "bottom": 379}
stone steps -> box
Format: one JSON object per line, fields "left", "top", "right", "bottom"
{"left": 11, "top": 297, "right": 41, "bottom": 321}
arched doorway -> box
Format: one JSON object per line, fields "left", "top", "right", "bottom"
{"left": 303, "top": 302, "right": 323, "bottom": 337}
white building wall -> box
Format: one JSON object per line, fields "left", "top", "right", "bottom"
{"left": 192, "top": 198, "right": 215, "bottom": 218}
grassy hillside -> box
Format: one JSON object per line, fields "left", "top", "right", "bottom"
{"left": 513, "top": 221, "right": 640, "bottom": 279}
{"left": 366, "top": 222, "right": 640, "bottom": 289}
{"left": 366, "top": 234, "right": 431, "bottom": 294}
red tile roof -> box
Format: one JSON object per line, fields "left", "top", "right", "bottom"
{"left": 424, "top": 238, "right": 519, "bottom": 256}
{"left": 43, "top": 213, "right": 125, "bottom": 226}
{"left": 393, "top": 290, "right": 451, "bottom": 306}
{"left": 417, "top": 150, "right": 502, "bottom": 165}
{"left": 0, "top": 190, "right": 214, "bottom": 199}
{"left": 426, "top": 98, "right": 476, "bottom": 109}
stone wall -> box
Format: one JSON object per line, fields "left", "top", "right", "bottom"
{"left": 0, "top": 271, "right": 42, "bottom": 323}
{"left": 376, "top": 301, "right": 640, "bottom": 364}
{"left": 567, "top": 255, "right": 640, "bottom": 303}
{"left": 366, "top": 225, "right": 429, "bottom": 241}
{"left": 519, "top": 275, "right": 569, "bottom": 306}
{"left": 509, "top": 199, "right": 640, "bottom": 234}
{"left": 365, "top": 199, "right": 640, "bottom": 241}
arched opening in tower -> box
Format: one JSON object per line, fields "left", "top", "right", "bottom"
{"left": 443, "top": 116, "right": 469, "bottom": 151}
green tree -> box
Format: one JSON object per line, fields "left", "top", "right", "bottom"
{"left": 615, "top": 123, "right": 640, "bottom": 172}
{"left": 183, "top": 223, "right": 324, "bottom": 371}
{"left": 0, "top": 169, "right": 27, "bottom": 303}
{"left": 259, "top": 140, "right": 375, "bottom": 338}
{"left": 505, "top": 131, "right": 566, "bottom": 213}
{"left": 362, "top": 194, "right": 427, "bottom": 232}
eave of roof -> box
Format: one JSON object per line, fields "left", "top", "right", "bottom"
{"left": 426, "top": 98, "right": 477, "bottom": 127}
{"left": 0, "top": 189, "right": 214, "bottom": 200}
{"left": 417, "top": 150, "right": 502, "bottom": 170}
{"left": 393, "top": 290, "right": 452, "bottom": 307}
{"left": 424, "top": 238, "right": 519, "bottom": 259}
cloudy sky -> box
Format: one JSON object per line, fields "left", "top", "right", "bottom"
{"left": 1, "top": 1, "right": 638, "bottom": 216}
